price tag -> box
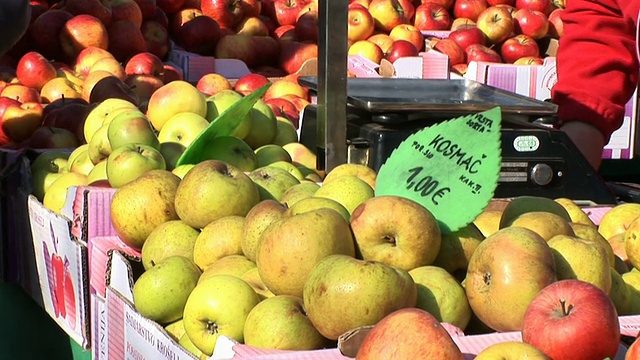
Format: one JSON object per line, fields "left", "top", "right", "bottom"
{"left": 375, "top": 107, "right": 502, "bottom": 234}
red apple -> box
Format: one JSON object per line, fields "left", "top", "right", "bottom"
{"left": 89, "top": 76, "right": 140, "bottom": 105}
{"left": 273, "top": 0, "right": 305, "bottom": 26}
{"left": 28, "top": 126, "right": 79, "bottom": 149}
{"left": 515, "top": 0, "right": 553, "bottom": 15}
{"left": 547, "top": 8, "right": 563, "bottom": 38}
{"left": 196, "top": 73, "right": 233, "bottom": 96}
{"left": 58, "top": 0, "right": 113, "bottom": 26}
{"left": 134, "top": 0, "right": 158, "bottom": 18}
{"left": 149, "top": 5, "right": 170, "bottom": 27}
{"left": 174, "top": 14, "right": 222, "bottom": 55}
{"left": 59, "top": 14, "right": 110, "bottom": 62}
{"left": 434, "top": 38, "right": 465, "bottom": 65}
{"left": 627, "top": 337, "right": 640, "bottom": 360}
{"left": 1, "top": 84, "right": 42, "bottom": 104}
{"left": 234, "top": 73, "right": 271, "bottom": 96}
{"left": 513, "top": 56, "right": 544, "bottom": 65}
{"left": 414, "top": 2, "right": 451, "bottom": 31}
{"left": 521, "top": 280, "right": 620, "bottom": 360}
{"left": 476, "top": 5, "right": 515, "bottom": 44}
{"left": 236, "top": 16, "right": 270, "bottom": 36}
{"left": 42, "top": 101, "right": 89, "bottom": 143}
{"left": 368, "top": 33, "right": 395, "bottom": 53}
{"left": 273, "top": 24, "right": 298, "bottom": 43}
{"left": 465, "top": 43, "right": 502, "bottom": 63}
{"left": 41, "top": 97, "right": 89, "bottom": 119}
{"left": 74, "top": 46, "right": 115, "bottom": 76}
{"left": 0, "top": 98, "right": 21, "bottom": 144}
{"left": 141, "top": 20, "right": 171, "bottom": 59}
{"left": 253, "top": 65, "right": 288, "bottom": 77}
{"left": 453, "top": 0, "right": 488, "bottom": 22}
{"left": 488, "top": 0, "right": 515, "bottom": 5}
{"left": 279, "top": 41, "right": 318, "bottom": 74}
{"left": 500, "top": 33, "right": 539, "bottom": 63}
{"left": 108, "top": 0, "right": 144, "bottom": 27}
{"left": 1, "top": 102, "right": 44, "bottom": 142}
{"left": 28, "top": 9, "right": 74, "bottom": 61}
{"left": 368, "top": 0, "right": 407, "bottom": 32}
{"left": 389, "top": 24, "right": 424, "bottom": 52}
{"left": 170, "top": 8, "right": 203, "bottom": 34}
{"left": 347, "top": 5, "right": 375, "bottom": 42}
{"left": 279, "top": 94, "right": 310, "bottom": 114}
{"left": 162, "top": 64, "right": 184, "bottom": 83}
{"left": 356, "top": 308, "right": 464, "bottom": 360}
{"left": 264, "top": 97, "right": 300, "bottom": 127}
{"left": 448, "top": 26, "right": 487, "bottom": 52}
{"left": 215, "top": 34, "right": 278, "bottom": 68}
{"left": 451, "top": 62, "right": 468, "bottom": 75}
{"left": 295, "top": 9, "right": 319, "bottom": 42}
{"left": 124, "top": 74, "right": 165, "bottom": 102}
{"left": 241, "top": 0, "right": 262, "bottom": 17}
{"left": 262, "top": 0, "right": 277, "bottom": 18}
{"left": 156, "top": 0, "right": 185, "bottom": 14}
{"left": 107, "top": 20, "right": 148, "bottom": 62}
{"left": 495, "top": 3, "right": 517, "bottom": 15}
{"left": 16, "top": 52, "right": 58, "bottom": 92}
{"left": 398, "top": 0, "right": 415, "bottom": 22}
{"left": 124, "top": 52, "right": 164, "bottom": 77}
{"left": 385, "top": 39, "right": 419, "bottom": 63}
{"left": 201, "top": 0, "right": 244, "bottom": 29}
{"left": 513, "top": 8, "right": 549, "bottom": 39}
{"left": 260, "top": 14, "right": 279, "bottom": 35}
{"left": 450, "top": 17, "right": 476, "bottom": 30}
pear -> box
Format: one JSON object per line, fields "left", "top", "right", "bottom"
{"left": 610, "top": 270, "right": 633, "bottom": 316}
{"left": 624, "top": 215, "right": 640, "bottom": 270}
{"left": 198, "top": 255, "right": 256, "bottom": 284}
{"left": 141, "top": 220, "right": 200, "bottom": 270}
{"left": 110, "top": 170, "right": 181, "bottom": 249}
{"left": 303, "top": 254, "right": 417, "bottom": 340}
{"left": 133, "top": 255, "right": 201, "bottom": 325}
{"left": 508, "top": 211, "right": 575, "bottom": 241}
{"left": 241, "top": 199, "right": 287, "bottom": 262}
{"left": 256, "top": 208, "right": 356, "bottom": 298}
{"left": 193, "top": 215, "right": 245, "bottom": 270}
{"left": 279, "top": 182, "right": 321, "bottom": 207}
{"left": 570, "top": 222, "right": 615, "bottom": 268}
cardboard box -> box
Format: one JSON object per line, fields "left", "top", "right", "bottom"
{"left": 347, "top": 52, "right": 450, "bottom": 79}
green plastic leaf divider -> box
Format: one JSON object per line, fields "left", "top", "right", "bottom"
{"left": 175, "top": 82, "right": 272, "bottom": 167}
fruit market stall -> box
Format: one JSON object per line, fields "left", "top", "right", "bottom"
{"left": 0, "top": 0, "right": 640, "bottom": 359}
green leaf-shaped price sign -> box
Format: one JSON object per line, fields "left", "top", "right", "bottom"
{"left": 175, "top": 82, "right": 272, "bottom": 167}
{"left": 375, "top": 107, "right": 503, "bottom": 234}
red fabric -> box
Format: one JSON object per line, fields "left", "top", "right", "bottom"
{"left": 551, "top": 0, "right": 640, "bottom": 142}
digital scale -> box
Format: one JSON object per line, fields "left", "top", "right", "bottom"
{"left": 297, "top": 76, "right": 619, "bottom": 205}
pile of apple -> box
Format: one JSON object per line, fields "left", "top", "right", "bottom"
{"left": 100, "top": 142, "right": 640, "bottom": 359}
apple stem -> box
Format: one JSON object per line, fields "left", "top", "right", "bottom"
{"left": 150, "top": 260, "right": 156, "bottom": 267}
{"left": 560, "top": 299, "right": 573, "bottom": 316}
{"left": 206, "top": 321, "right": 219, "bottom": 335}
{"left": 383, "top": 235, "right": 396, "bottom": 247}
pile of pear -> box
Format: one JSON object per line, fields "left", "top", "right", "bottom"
{"left": 108, "top": 151, "right": 640, "bottom": 358}
{"left": 30, "top": 84, "right": 307, "bottom": 215}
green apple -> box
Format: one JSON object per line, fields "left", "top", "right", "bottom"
{"left": 266, "top": 160, "right": 305, "bottom": 180}
{"left": 256, "top": 208, "right": 356, "bottom": 298}
{"left": 205, "top": 90, "right": 251, "bottom": 139}
{"left": 254, "top": 144, "right": 292, "bottom": 168}
{"left": 66, "top": 144, "right": 89, "bottom": 170}
{"left": 547, "top": 234, "right": 612, "bottom": 294}
{"left": 243, "top": 99, "right": 277, "bottom": 149}
{"left": 172, "top": 164, "right": 195, "bottom": 179}
{"left": 164, "top": 319, "right": 186, "bottom": 341}
{"left": 196, "top": 135, "right": 257, "bottom": 172}
{"left": 248, "top": 166, "right": 300, "bottom": 201}
{"left": 133, "top": 255, "right": 201, "bottom": 325}
{"left": 241, "top": 199, "right": 287, "bottom": 262}
{"left": 323, "top": 163, "right": 377, "bottom": 190}
{"left": 284, "top": 196, "right": 350, "bottom": 222}
{"left": 68, "top": 148, "right": 95, "bottom": 176}
{"left": 314, "top": 175, "right": 374, "bottom": 214}
{"left": 179, "top": 333, "right": 206, "bottom": 359}
{"left": 42, "top": 172, "right": 88, "bottom": 214}
{"left": 182, "top": 275, "right": 260, "bottom": 355}
{"left": 83, "top": 98, "right": 139, "bottom": 143}
{"left": 106, "top": 143, "right": 166, "bottom": 188}
{"left": 157, "top": 111, "right": 209, "bottom": 147}
{"left": 30, "top": 150, "right": 70, "bottom": 201}
{"left": 193, "top": 215, "right": 245, "bottom": 270}
{"left": 432, "top": 223, "right": 484, "bottom": 278}
{"left": 240, "top": 267, "right": 275, "bottom": 300}
{"left": 272, "top": 116, "right": 298, "bottom": 146}
{"left": 159, "top": 142, "right": 185, "bottom": 171}
{"left": 110, "top": 170, "right": 181, "bottom": 249}
{"left": 475, "top": 341, "right": 551, "bottom": 359}
{"left": 279, "top": 182, "right": 320, "bottom": 207}
{"left": 244, "top": 295, "right": 327, "bottom": 350}
{"left": 107, "top": 109, "right": 160, "bottom": 151}
{"left": 350, "top": 195, "right": 441, "bottom": 271}
{"left": 174, "top": 160, "right": 260, "bottom": 229}
{"left": 409, "top": 266, "right": 472, "bottom": 330}
{"left": 88, "top": 123, "right": 112, "bottom": 165}
{"left": 86, "top": 160, "right": 108, "bottom": 185}
{"left": 141, "top": 220, "right": 200, "bottom": 270}
{"left": 303, "top": 254, "right": 417, "bottom": 340}
{"left": 198, "top": 255, "right": 256, "bottom": 284}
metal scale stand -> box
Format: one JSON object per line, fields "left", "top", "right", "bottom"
{"left": 314, "top": 1, "right": 617, "bottom": 205}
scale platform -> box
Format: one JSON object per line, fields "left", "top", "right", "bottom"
{"left": 298, "top": 76, "right": 618, "bottom": 205}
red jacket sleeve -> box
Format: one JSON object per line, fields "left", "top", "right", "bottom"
{"left": 551, "top": 0, "right": 639, "bottom": 142}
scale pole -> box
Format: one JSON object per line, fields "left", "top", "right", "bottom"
{"left": 317, "top": 0, "right": 348, "bottom": 172}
